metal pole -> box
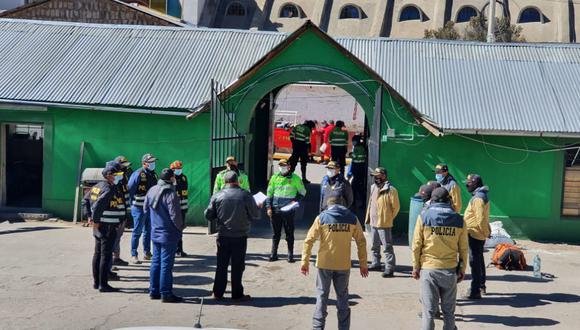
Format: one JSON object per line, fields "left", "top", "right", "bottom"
{"left": 487, "top": 0, "right": 496, "bottom": 42}
{"left": 73, "top": 141, "right": 85, "bottom": 224}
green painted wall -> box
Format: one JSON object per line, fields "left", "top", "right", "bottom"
{"left": 220, "top": 26, "right": 580, "bottom": 243}
{"left": 0, "top": 108, "right": 211, "bottom": 225}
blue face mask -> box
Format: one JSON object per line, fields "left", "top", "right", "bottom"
{"left": 435, "top": 174, "right": 445, "bottom": 183}
{"left": 147, "top": 162, "right": 156, "bottom": 171}
{"left": 114, "top": 175, "right": 123, "bottom": 185}
{"left": 174, "top": 169, "right": 182, "bottom": 176}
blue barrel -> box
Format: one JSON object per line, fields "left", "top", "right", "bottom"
{"left": 408, "top": 196, "right": 424, "bottom": 249}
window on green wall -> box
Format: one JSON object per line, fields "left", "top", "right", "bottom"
{"left": 562, "top": 147, "right": 580, "bottom": 217}
{"left": 167, "top": 0, "right": 181, "bottom": 18}
{"left": 150, "top": 0, "right": 166, "bottom": 13}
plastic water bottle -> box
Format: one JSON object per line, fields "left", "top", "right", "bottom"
{"left": 533, "top": 255, "right": 542, "bottom": 278}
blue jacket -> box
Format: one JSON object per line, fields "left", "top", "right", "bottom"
{"left": 144, "top": 180, "right": 184, "bottom": 244}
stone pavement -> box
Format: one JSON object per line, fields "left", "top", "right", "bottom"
{"left": 1, "top": 220, "right": 580, "bottom": 330}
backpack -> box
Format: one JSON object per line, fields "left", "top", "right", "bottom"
{"left": 492, "top": 243, "right": 527, "bottom": 271}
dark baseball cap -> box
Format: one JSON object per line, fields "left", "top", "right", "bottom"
{"left": 160, "top": 168, "right": 174, "bottom": 181}
{"left": 114, "top": 155, "right": 131, "bottom": 168}
{"left": 434, "top": 163, "right": 449, "bottom": 174}
{"left": 431, "top": 187, "right": 450, "bottom": 203}
{"left": 326, "top": 161, "right": 339, "bottom": 169}
{"left": 142, "top": 153, "right": 157, "bottom": 163}
{"left": 102, "top": 163, "right": 123, "bottom": 177}
{"left": 466, "top": 174, "right": 484, "bottom": 185}
{"left": 370, "top": 167, "right": 387, "bottom": 176}
{"left": 419, "top": 184, "right": 435, "bottom": 201}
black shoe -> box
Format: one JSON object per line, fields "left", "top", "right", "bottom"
{"left": 382, "top": 272, "right": 394, "bottom": 278}
{"left": 99, "top": 285, "right": 120, "bottom": 293}
{"left": 232, "top": 294, "right": 251, "bottom": 302}
{"left": 287, "top": 254, "right": 295, "bottom": 263}
{"left": 213, "top": 294, "right": 224, "bottom": 301}
{"left": 368, "top": 264, "right": 382, "bottom": 272}
{"left": 465, "top": 294, "right": 482, "bottom": 300}
{"left": 162, "top": 294, "right": 183, "bottom": 303}
{"left": 113, "top": 258, "right": 129, "bottom": 266}
{"left": 93, "top": 283, "right": 99, "bottom": 290}
{"left": 108, "top": 272, "right": 120, "bottom": 281}
{"left": 269, "top": 255, "right": 278, "bottom": 262}
{"left": 176, "top": 251, "right": 188, "bottom": 257}
{"left": 150, "top": 293, "right": 161, "bottom": 300}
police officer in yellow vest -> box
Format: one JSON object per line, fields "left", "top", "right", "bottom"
{"left": 170, "top": 160, "right": 189, "bottom": 257}
{"left": 434, "top": 164, "right": 462, "bottom": 213}
{"left": 463, "top": 174, "right": 491, "bottom": 299}
{"left": 289, "top": 120, "right": 315, "bottom": 184}
{"left": 329, "top": 121, "right": 349, "bottom": 174}
{"left": 213, "top": 156, "right": 250, "bottom": 193}
{"left": 301, "top": 197, "right": 368, "bottom": 330}
{"left": 90, "top": 163, "right": 126, "bottom": 293}
{"left": 266, "top": 159, "right": 307, "bottom": 263}
{"left": 111, "top": 156, "right": 131, "bottom": 267}
{"left": 412, "top": 187, "right": 468, "bottom": 330}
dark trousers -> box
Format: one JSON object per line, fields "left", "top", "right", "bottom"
{"left": 271, "top": 211, "right": 295, "bottom": 252}
{"left": 176, "top": 210, "right": 187, "bottom": 254}
{"left": 331, "top": 146, "right": 347, "bottom": 174}
{"left": 289, "top": 141, "right": 309, "bottom": 178}
{"left": 469, "top": 236, "right": 486, "bottom": 295}
{"left": 213, "top": 236, "right": 248, "bottom": 299}
{"left": 92, "top": 223, "right": 118, "bottom": 288}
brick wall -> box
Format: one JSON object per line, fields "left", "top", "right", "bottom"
{"left": 2, "top": 0, "right": 178, "bottom": 26}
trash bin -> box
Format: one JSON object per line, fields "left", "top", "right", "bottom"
{"left": 408, "top": 196, "right": 424, "bottom": 249}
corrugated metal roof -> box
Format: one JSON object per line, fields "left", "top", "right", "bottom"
{"left": 338, "top": 37, "right": 580, "bottom": 134}
{"left": 1, "top": 19, "right": 580, "bottom": 135}
{"left": 0, "top": 19, "right": 286, "bottom": 112}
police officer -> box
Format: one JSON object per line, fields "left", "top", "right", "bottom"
{"left": 213, "top": 156, "right": 250, "bottom": 193}
{"left": 365, "top": 167, "right": 400, "bottom": 278}
{"left": 128, "top": 153, "right": 158, "bottom": 264}
{"left": 289, "top": 120, "right": 315, "bottom": 184}
{"left": 434, "top": 164, "right": 462, "bottom": 213}
{"left": 412, "top": 188, "right": 468, "bottom": 330}
{"left": 265, "top": 159, "right": 306, "bottom": 263}
{"left": 320, "top": 161, "right": 353, "bottom": 212}
{"left": 90, "top": 163, "right": 126, "bottom": 292}
{"left": 347, "top": 135, "right": 367, "bottom": 214}
{"left": 170, "top": 160, "right": 189, "bottom": 257}
{"left": 301, "top": 197, "right": 368, "bottom": 330}
{"left": 111, "top": 156, "right": 131, "bottom": 266}
{"left": 463, "top": 174, "right": 490, "bottom": 299}
{"left": 329, "top": 120, "right": 349, "bottom": 174}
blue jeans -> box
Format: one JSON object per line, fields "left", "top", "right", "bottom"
{"left": 131, "top": 206, "right": 151, "bottom": 257}
{"left": 149, "top": 241, "right": 178, "bottom": 296}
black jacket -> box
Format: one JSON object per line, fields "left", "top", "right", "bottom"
{"left": 204, "top": 185, "right": 260, "bottom": 238}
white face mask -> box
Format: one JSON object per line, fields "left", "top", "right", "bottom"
{"left": 326, "top": 170, "right": 337, "bottom": 178}
{"left": 174, "top": 169, "right": 182, "bottom": 176}
{"left": 114, "top": 175, "right": 123, "bottom": 185}
{"left": 279, "top": 166, "right": 289, "bottom": 175}
{"left": 147, "top": 162, "right": 156, "bottom": 171}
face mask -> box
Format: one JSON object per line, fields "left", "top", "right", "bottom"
{"left": 147, "top": 162, "right": 156, "bottom": 171}
{"left": 435, "top": 174, "right": 444, "bottom": 183}
{"left": 279, "top": 166, "right": 289, "bottom": 175}
{"left": 174, "top": 169, "right": 182, "bottom": 176}
{"left": 114, "top": 175, "right": 123, "bottom": 185}
{"left": 326, "top": 170, "right": 337, "bottom": 178}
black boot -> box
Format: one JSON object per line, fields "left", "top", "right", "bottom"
{"left": 287, "top": 241, "right": 295, "bottom": 263}
{"left": 269, "top": 240, "right": 279, "bottom": 262}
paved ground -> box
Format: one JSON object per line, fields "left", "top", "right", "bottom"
{"left": 2, "top": 219, "right": 580, "bottom": 330}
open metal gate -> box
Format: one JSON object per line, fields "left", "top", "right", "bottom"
{"left": 209, "top": 80, "right": 246, "bottom": 232}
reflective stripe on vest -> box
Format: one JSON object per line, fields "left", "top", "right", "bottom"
{"left": 100, "top": 217, "right": 120, "bottom": 223}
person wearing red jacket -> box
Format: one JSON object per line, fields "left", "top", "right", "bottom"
{"left": 322, "top": 120, "right": 335, "bottom": 164}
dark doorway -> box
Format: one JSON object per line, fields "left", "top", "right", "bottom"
{"left": 248, "top": 84, "right": 370, "bottom": 237}
{"left": 4, "top": 124, "right": 43, "bottom": 207}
